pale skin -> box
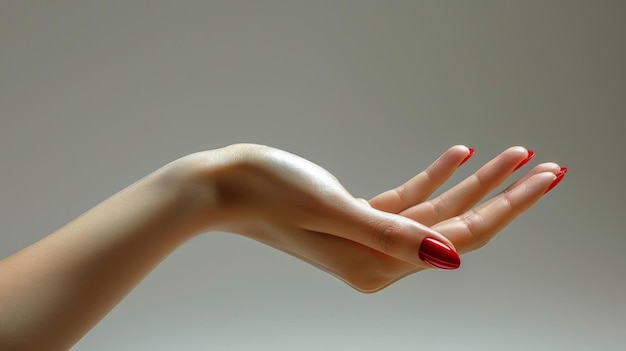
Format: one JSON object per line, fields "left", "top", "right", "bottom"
{"left": 0, "top": 143, "right": 565, "bottom": 350}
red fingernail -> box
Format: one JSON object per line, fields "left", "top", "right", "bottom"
{"left": 544, "top": 167, "right": 567, "bottom": 194}
{"left": 458, "top": 148, "right": 475, "bottom": 167}
{"left": 418, "top": 238, "right": 461, "bottom": 270}
{"left": 513, "top": 149, "right": 535, "bottom": 171}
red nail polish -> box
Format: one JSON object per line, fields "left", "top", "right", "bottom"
{"left": 418, "top": 238, "right": 461, "bottom": 270}
{"left": 545, "top": 167, "right": 567, "bottom": 194}
{"left": 513, "top": 149, "right": 535, "bottom": 171}
{"left": 458, "top": 148, "right": 475, "bottom": 167}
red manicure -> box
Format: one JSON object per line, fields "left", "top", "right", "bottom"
{"left": 418, "top": 238, "right": 461, "bottom": 270}
{"left": 545, "top": 167, "right": 567, "bottom": 194}
{"left": 458, "top": 148, "right": 475, "bottom": 167}
{"left": 513, "top": 149, "right": 535, "bottom": 171}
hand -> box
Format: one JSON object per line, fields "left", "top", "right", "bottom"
{"left": 0, "top": 143, "right": 566, "bottom": 350}
{"left": 180, "top": 144, "right": 565, "bottom": 293}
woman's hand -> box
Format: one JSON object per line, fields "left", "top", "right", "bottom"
{"left": 0, "top": 143, "right": 565, "bottom": 349}
{"left": 180, "top": 144, "right": 566, "bottom": 292}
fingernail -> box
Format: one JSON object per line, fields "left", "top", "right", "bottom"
{"left": 513, "top": 149, "right": 535, "bottom": 171}
{"left": 418, "top": 238, "right": 461, "bottom": 270}
{"left": 544, "top": 167, "right": 567, "bottom": 194}
{"left": 458, "top": 148, "right": 475, "bottom": 167}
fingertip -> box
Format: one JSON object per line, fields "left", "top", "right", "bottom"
{"left": 508, "top": 145, "right": 529, "bottom": 153}
{"left": 544, "top": 167, "right": 567, "bottom": 194}
{"left": 457, "top": 146, "right": 475, "bottom": 167}
{"left": 513, "top": 149, "right": 535, "bottom": 171}
{"left": 531, "top": 162, "right": 562, "bottom": 175}
{"left": 418, "top": 237, "right": 461, "bottom": 270}
{"left": 446, "top": 145, "right": 471, "bottom": 159}
{"left": 408, "top": 219, "right": 460, "bottom": 268}
{"left": 450, "top": 144, "right": 470, "bottom": 152}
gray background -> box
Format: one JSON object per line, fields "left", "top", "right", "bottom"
{"left": 1, "top": 1, "right": 624, "bottom": 350}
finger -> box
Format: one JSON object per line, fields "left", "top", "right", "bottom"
{"left": 480, "top": 164, "right": 566, "bottom": 211}
{"left": 502, "top": 162, "right": 561, "bottom": 192}
{"left": 400, "top": 146, "right": 532, "bottom": 226}
{"left": 307, "top": 198, "right": 461, "bottom": 270}
{"left": 369, "top": 145, "right": 472, "bottom": 214}
{"left": 432, "top": 171, "right": 559, "bottom": 254}
{"left": 470, "top": 162, "right": 562, "bottom": 212}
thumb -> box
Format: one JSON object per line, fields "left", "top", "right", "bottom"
{"left": 314, "top": 199, "right": 461, "bottom": 270}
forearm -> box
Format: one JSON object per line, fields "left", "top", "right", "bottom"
{"left": 0, "top": 162, "right": 202, "bottom": 350}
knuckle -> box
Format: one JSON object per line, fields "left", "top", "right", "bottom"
{"left": 429, "top": 196, "right": 447, "bottom": 218}
{"left": 372, "top": 219, "right": 401, "bottom": 255}
{"left": 470, "top": 173, "right": 487, "bottom": 191}
{"left": 393, "top": 184, "right": 408, "bottom": 204}
{"left": 501, "top": 191, "right": 515, "bottom": 212}
{"left": 461, "top": 209, "right": 485, "bottom": 242}
{"left": 460, "top": 206, "right": 507, "bottom": 252}
{"left": 460, "top": 212, "right": 477, "bottom": 237}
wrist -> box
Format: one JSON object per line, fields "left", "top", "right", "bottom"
{"left": 162, "top": 146, "right": 240, "bottom": 237}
